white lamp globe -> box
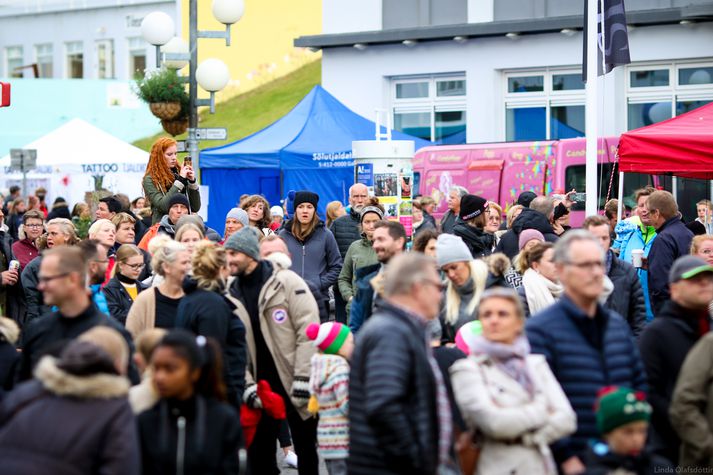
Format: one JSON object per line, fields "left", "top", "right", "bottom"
{"left": 212, "top": 0, "right": 245, "bottom": 25}
{"left": 689, "top": 69, "right": 712, "bottom": 85}
{"left": 196, "top": 59, "right": 230, "bottom": 92}
{"left": 161, "top": 37, "right": 189, "bottom": 69}
{"left": 141, "top": 11, "right": 175, "bottom": 46}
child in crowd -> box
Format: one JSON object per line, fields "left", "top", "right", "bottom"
{"left": 306, "top": 322, "right": 353, "bottom": 475}
{"left": 584, "top": 386, "right": 673, "bottom": 474}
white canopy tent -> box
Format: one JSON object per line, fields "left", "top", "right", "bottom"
{"left": 0, "top": 118, "right": 149, "bottom": 207}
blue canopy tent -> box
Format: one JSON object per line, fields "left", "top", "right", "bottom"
{"left": 200, "top": 85, "right": 430, "bottom": 230}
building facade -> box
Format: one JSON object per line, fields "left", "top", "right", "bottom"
{"left": 296, "top": 0, "right": 713, "bottom": 147}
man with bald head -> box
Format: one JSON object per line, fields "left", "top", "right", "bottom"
{"left": 329, "top": 183, "right": 370, "bottom": 323}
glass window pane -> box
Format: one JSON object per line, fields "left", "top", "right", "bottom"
{"left": 550, "top": 105, "right": 585, "bottom": 139}
{"left": 630, "top": 69, "right": 669, "bottom": 87}
{"left": 68, "top": 53, "right": 83, "bottom": 78}
{"left": 627, "top": 102, "right": 672, "bottom": 129}
{"left": 435, "top": 110, "right": 466, "bottom": 144}
{"left": 679, "top": 67, "right": 713, "bottom": 86}
{"left": 436, "top": 79, "right": 465, "bottom": 97}
{"left": 552, "top": 73, "right": 584, "bottom": 91}
{"left": 677, "top": 100, "right": 712, "bottom": 116}
{"left": 508, "top": 76, "right": 544, "bottom": 93}
{"left": 130, "top": 53, "right": 146, "bottom": 79}
{"left": 506, "top": 107, "right": 546, "bottom": 141}
{"left": 394, "top": 111, "right": 431, "bottom": 140}
{"left": 396, "top": 82, "right": 429, "bottom": 99}
{"left": 565, "top": 165, "right": 650, "bottom": 211}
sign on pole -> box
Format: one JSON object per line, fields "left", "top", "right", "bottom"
{"left": 195, "top": 128, "right": 227, "bottom": 140}
{"left": 9, "top": 149, "right": 37, "bottom": 199}
{"left": 0, "top": 82, "right": 10, "bottom": 107}
{"left": 176, "top": 140, "right": 187, "bottom": 152}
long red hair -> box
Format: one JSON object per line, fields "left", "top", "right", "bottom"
{"left": 145, "top": 137, "right": 177, "bottom": 191}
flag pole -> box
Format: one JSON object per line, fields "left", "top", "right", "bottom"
{"left": 585, "top": 0, "right": 599, "bottom": 216}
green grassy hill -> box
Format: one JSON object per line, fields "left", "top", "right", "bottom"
{"left": 132, "top": 59, "right": 321, "bottom": 151}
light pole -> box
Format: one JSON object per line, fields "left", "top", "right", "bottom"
{"left": 141, "top": 0, "right": 244, "bottom": 177}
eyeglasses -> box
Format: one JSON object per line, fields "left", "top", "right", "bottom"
{"left": 25, "top": 224, "right": 43, "bottom": 228}
{"left": 565, "top": 260, "right": 605, "bottom": 270}
{"left": 38, "top": 273, "right": 70, "bottom": 283}
{"left": 123, "top": 263, "right": 145, "bottom": 270}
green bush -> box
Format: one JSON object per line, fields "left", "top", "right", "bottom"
{"left": 134, "top": 68, "right": 189, "bottom": 107}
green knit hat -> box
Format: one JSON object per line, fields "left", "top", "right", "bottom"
{"left": 595, "top": 386, "right": 652, "bottom": 434}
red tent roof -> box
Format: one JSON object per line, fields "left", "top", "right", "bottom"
{"left": 618, "top": 101, "right": 713, "bottom": 179}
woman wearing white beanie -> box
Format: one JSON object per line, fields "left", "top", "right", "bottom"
{"left": 436, "top": 233, "right": 491, "bottom": 343}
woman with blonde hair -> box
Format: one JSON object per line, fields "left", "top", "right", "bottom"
{"left": 325, "top": 200, "right": 346, "bottom": 229}
{"left": 279, "top": 191, "right": 342, "bottom": 322}
{"left": 451, "top": 287, "right": 576, "bottom": 475}
{"left": 142, "top": 137, "right": 201, "bottom": 225}
{"left": 88, "top": 218, "right": 117, "bottom": 284}
{"left": 241, "top": 194, "right": 273, "bottom": 237}
{"left": 125, "top": 236, "right": 190, "bottom": 339}
{"left": 103, "top": 244, "right": 147, "bottom": 325}
{"left": 516, "top": 242, "right": 563, "bottom": 318}
{"left": 175, "top": 222, "right": 204, "bottom": 258}
{"left": 176, "top": 241, "right": 246, "bottom": 409}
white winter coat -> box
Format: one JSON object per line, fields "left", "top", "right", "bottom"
{"left": 450, "top": 353, "right": 576, "bottom": 475}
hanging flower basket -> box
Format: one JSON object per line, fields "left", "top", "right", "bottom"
{"left": 150, "top": 101, "right": 182, "bottom": 120}
{"left": 161, "top": 118, "right": 188, "bottom": 136}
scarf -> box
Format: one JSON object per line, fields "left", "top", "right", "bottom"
{"left": 470, "top": 334, "right": 534, "bottom": 396}
{"left": 522, "top": 268, "right": 563, "bottom": 315}
{"left": 599, "top": 275, "right": 614, "bottom": 304}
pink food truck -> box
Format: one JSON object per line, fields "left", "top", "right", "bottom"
{"left": 413, "top": 137, "right": 655, "bottom": 227}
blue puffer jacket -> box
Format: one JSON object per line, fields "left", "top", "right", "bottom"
{"left": 279, "top": 220, "right": 343, "bottom": 321}
{"left": 525, "top": 296, "right": 648, "bottom": 464}
{"left": 613, "top": 218, "right": 656, "bottom": 321}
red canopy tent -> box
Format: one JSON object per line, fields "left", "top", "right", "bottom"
{"left": 618, "top": 101, "right": 713, "bottom": 179}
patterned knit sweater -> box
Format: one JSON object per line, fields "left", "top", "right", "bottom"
{"left": 309, "top": 353, "right": 350, "bottom": 459}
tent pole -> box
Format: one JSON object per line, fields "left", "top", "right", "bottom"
{"left": 672, "top": 177, "right": 678, "bottom": 202}
{"left": 584, "top": 0, "right": 599, "bottom": 216}
{"left": 617, "top": 171, "right": 624, "bottom": 222}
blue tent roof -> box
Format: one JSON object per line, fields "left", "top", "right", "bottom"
{"left": 200, "top": 85, "right": 431, "bottom": 169}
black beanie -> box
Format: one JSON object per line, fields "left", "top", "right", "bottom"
{"left": 168, "top": 193, "right": 190, "bottom": 210}
{"left": 517, "top": 191, "right": 537, "bottom": 208}
{"left": 459, "top": 194, "right": 488, "bottom": 220}
{"left": 294, "top": 191, "right": 319, "bottom": 209}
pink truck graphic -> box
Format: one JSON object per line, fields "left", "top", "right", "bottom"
{"left": 413, "top": 136, "right": 655, "bottom": 227}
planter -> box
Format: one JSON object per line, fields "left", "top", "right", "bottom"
{"left": 161, "top": 118, "right": 188, "bottom": 136}
{"left": 150, "top": 101, "right": 182, "bottom": 120}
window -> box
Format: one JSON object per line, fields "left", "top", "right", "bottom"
{"left": 96, "top": 40, "right": 114, "bottom": 79}
{"left": 383, "top": 0, "right": 467, "bottom": 29}
{"left": 35, "top": 43, "right": 53, "bottom": 78}
{"left": 65, "top": 41, "right": 83, "bottom": 78}
{"left": 565, "top": 164, "right": 651, "bottom": 211}
{"left": 392, "top": 75, "right": 466, "bottom": 144}
{"left": 5, "top": 46, "right": 23, "bottom": 78}
{"left": 128, "top": 37, "right": 147, "bottom": 79}
{"left": 504, "top": 68, "right": 585, "bottom": 141}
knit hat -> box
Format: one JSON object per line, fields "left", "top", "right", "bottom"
{"left": 224, "top": 227, "right": 260, "bottom": 261}
{"left": 459, "top": 194, "right": 488, "bottom": 221}
{"left": 285, "top": 190, "right": 296, "bottom": 215}
{"left": 454, "top": 320, "right": 483, "bottom": 354}
{"left": 305, "top": 322, "right": 351, "bottom": 355}
{"left": 595, "top": 386, "right": 652, "bottom": 435}
{"left": 226, "top": 207, "right": 249, "bottom": 228}
{"left": 518, "top": 229, "right": 546, "bottom": 250}
{"left": 669, "top": 255, "right": 713, "bottom": 284}
{"left": 360, "top": 205, "right": 384, "bottom": 222}
{"left": 168, "top": 193, "right": 190, "bottom": 210}
{"left": 270, "top": 205, "right": 284, "bottom": 218}
{"left": 436, "top": 233, "right": 472, "bottom": 268}
{"left": 517, "top": 191, "right": 537, "bottom": 208}
{"left": 294, "top": 191, "right": 319, "bottom": 209}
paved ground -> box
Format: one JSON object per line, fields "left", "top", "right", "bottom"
{"left": 275, "top": 445, "right": 329, "bottom": 475}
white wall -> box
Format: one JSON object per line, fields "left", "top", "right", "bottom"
{"left": 323, "top": 0, "right": 382, "bottom": 34}
{"left": 322, "top": 22, "right": 713, "bottom": 142}
{"left": 0, "top": 1, "right": 177, "bottom": 80}
{"left": 468, "top": 0, "right": 494, "bottom": 23}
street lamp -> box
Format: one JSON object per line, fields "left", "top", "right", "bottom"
{"left": 196, "top": 58, "right": 230, "bottom": 113}
{"left": 161, "top": 37, "right": 189, "bottom": 70}
{"left": 140, "top": 11, "right": 175, "bottom": 67}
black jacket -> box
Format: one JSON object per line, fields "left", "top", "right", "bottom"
{"left": 605, "top": 253, "right": 647, "bottom": 337}
{"left": 453, "top": 220, "right": 495, "bottom": 258}
{"left": 103, "top": 275, "right": 147, "bottom": 326}
{"left": 330, "top": 209, "right": 362, "bottom": 258}
{"left": 46, "top": 204, "right": 71, "bottom": 221}
{"left": 0, "top": 228, "right": 24, "bottom": 325}
{"left": 20, "top": 255, "right": 47, "bottom": 322}
{"left": 495, "top": 208, "right": 559, "bottom": 259}
{"left": 440, "top": 210, "right": 457, "bottom": 234}
{"left": 582, "top": 443, "right": 673, "bottom": 475}
{"left": 638, "top": 300, "right": 709, "bottom": 463}
{"left": 648, "top": 217, "right": 694, "bottom": 316}
{"left": 17, "top": 303, "right": 139, "bottom": 384}
{"left": 349, "top": 301, "right": 440, "bottom": 475}
{"left": 138, "top": 396, "right": 242, "bottom": 475}
{"left": 413, "top": 219, "right": 436, "bottom": 238}
{"left": 176, "top": 278, "right": 247, "bottom": 408}
{"left": 0, "top": 351, "right": 139, "bottom": 475}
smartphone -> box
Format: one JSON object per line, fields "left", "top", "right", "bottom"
{"left": 571, "top": 192, "right": 586, "bottom": 202}
{"left": 184, "top": 156, "right": 192, "bottom": 167}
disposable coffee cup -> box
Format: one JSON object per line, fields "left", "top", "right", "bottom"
{"left": 631, "top": 249, "right": 644, "bottom": 268}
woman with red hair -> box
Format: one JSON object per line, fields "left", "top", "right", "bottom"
{"left": 142, "top": 137, "right": 201, "bottom": 225}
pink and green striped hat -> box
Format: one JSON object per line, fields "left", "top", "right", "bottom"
{"left": 306, "top": 322, "right": 351, "bottom": 355}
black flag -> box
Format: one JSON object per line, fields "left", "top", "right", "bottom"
{"left": 582, "top": 0, "right": 631, "bottom": 81}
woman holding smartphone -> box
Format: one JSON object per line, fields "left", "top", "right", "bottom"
{"left": 143, "top": 138, "right": 201, "bottom": 225}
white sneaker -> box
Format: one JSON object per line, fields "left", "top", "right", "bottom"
{"left": 284, "top": 450, "right": 298, "bottom": 468}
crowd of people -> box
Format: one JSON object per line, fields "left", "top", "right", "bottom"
{"left": 0, "top": 135, "right": 712, "bottom": 474}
